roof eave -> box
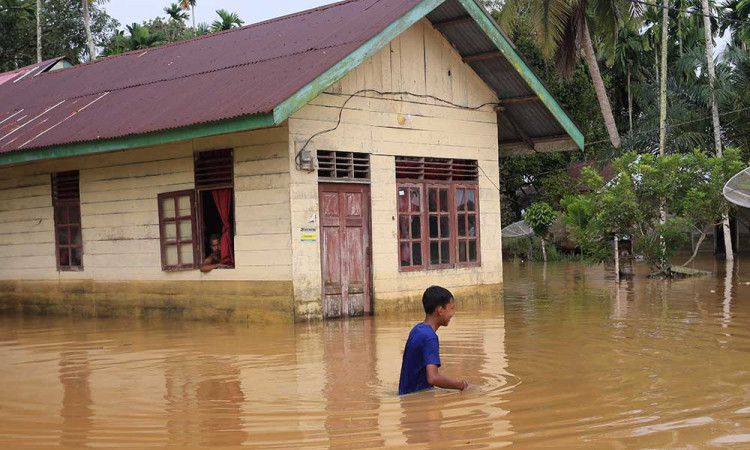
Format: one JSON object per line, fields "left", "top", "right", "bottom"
{"left": 0, "top": 112, "right": 275, "bottom": 167}
{"left": 457, "top": 0, "right": 584, "bottom": 150}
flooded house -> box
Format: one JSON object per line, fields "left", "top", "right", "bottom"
{"left": 0, "top": 0, "right": 582, "bottom": 322}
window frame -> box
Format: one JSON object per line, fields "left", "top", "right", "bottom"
{"left": 425, "top": 182, "right": 454, "bottom": 270}
{"left": 157, "top": 189, "right": 199, "bottom": 271}
{"left": 454, "top": 184, "right": 481, "bottom": 268}
{"left": 51, "top": 171, "right": 83, "bottom": 272}
{"left": 395, "top": 159, "right": 481, "bottom": 272}
{"left": 397, "top": 183, "right": 426, "bottom": 272}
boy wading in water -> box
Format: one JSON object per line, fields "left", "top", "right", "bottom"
{"left": 398, "top": 286, "right": 471, "bottom": 395}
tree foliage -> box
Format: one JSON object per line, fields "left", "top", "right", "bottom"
{"left": 0, "top": 0, "right": 118, "bottom": 71}
{"left": 524, "top": 202, "right": 556, "bottom": 237}
{"left": 564, "top": 150, "right": 745, "bottom": 275}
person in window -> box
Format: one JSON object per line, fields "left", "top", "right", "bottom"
{"left": 200, "top": 234, "right": 227, "bottom": 273}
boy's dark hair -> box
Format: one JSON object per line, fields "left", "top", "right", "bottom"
{"left": 209, "top": 234, "right": 221, "bottom": 242}
{"left": 422, "top": 286, "right": 454, "bottom": 314}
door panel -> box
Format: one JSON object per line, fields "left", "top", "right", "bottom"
{"left": 319, "top": 184, "right": 371, "bottom": 319}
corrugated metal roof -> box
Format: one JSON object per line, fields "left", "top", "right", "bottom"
{"left": 427, "top": 0, "right": 582, "bottom": 153}
{"left": 0, "top": 0, "right": 423, "bottom": 154}
{"left": 0, "top": 0, "right": 582, "bottom": 159}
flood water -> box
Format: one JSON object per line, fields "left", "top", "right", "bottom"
{"left": 2, "top": 257, "right": 750, "bottom": 448}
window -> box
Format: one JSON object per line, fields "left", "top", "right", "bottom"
{"left": 52, "top": 171, "right": 83, "bottom": 271}
{"left": 158, "top": 190, "right": 197, "bottom": 271}
{"left": 398, "top": 184, "right": 423, "bottom": 268}
{"left": 396, "top": 157, "right": 480, "bottom": 270}
{"left": 157, "top": 149, "right": 235, "bottom": 271}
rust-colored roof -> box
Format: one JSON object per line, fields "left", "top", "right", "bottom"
{"left": 567, "top": 160, "right": 615, "bottom": 191}
{"left": 0, "top": 0, "right": 423, "bottom": 154}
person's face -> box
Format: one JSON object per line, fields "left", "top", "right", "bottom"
{"left": 436, "top": 298, "right": 455, "bottom": 327}
{"left": 210, "top": 238, "right": 221, "bottom": 254}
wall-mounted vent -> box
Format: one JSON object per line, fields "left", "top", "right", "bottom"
{"left": 52, "top": 170, "right": 80, "bottom": 202}
{"left": 195, "top": 149, "right": 233, "bottom": 189}
{"left": 318, "top": 151, "right": 370, "bottom": 181}
{"left": 395, "top": 157, "right": 478, "bottom": 181}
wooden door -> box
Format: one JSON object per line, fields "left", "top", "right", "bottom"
{"left": 319, "top": 184, "right": 372, "bottom": 319}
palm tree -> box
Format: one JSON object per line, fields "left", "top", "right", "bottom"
{"left": 81, "top": 0, "right": 109, "bottom": 61}
{"left": 104, "top": 23, "right": 167, "bottom": 54}
{"left": 165, "top": 3, "right": 188, "bottom": 22}
{"left": 499, "top": 0, "right": 642, "bottom": 149}
{"left": 194, "top": 21, "right": 210, "bottom": 36}
{"left": 699, "top": 0, "right": 733, "bottom": 259}
{"left": 210, "top": 9, "right": 243, "bottom": 32}
{"left": 601, "top": 22, "right": 651, "bottom": 135}
{"left": 720, "top": 0, "right": 750, "bottom": 50}
{"left": 659, "top": 0, "right": 670, "bottom": 157}
{"left": 721, "top": 45, "right": 750, "bottom": 148}
{"left": 178, "top": 0, "right": 196, "bottom": 29}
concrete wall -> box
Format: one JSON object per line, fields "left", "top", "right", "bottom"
{"left": 288, "top": 18, "right": 503, "bottom": 316}
{"left": 0, "top": 125, "right": 294, "bottom": 320}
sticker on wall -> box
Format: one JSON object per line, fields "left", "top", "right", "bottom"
{"left": 300, "top": 227, "right": 318, "bottom": 242}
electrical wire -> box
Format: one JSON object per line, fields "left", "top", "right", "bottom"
{"left": 584, "top": 104, "right": 750, "bottom": 148}
{"left": 295, "top": 88, "right": 750, "bottom": 193}
{"left": 294, "top": 89, "right": 503, "bottom": 169}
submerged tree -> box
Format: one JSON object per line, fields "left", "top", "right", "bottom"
{"left": 524, "top": 202, "right": 556, "bottom": 262}
{"left": 675, "top": 149, "right": 744, "bottom": 265}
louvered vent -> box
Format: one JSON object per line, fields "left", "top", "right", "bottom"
{"left": 195, "top": 149, "right": 233, "bottom": 189}
{"left": 395, "top": 157, "right": 478, "bottom": 181}
{"left": 52, "top": 171, "right": 80, "bottom": 202}
{"left": 317, "top": 151, "right": 370, "bottom": 180}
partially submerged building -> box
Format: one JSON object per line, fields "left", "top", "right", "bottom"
{"left": 0, "top": 0, "right": 582, "bottom": 321}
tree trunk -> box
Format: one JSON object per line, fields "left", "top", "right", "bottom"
{"left": 541, "top": 237, "right": 547, "bottom": 263}
{"left": 683, "top": 229, "right": 706, "bottom": 266}
{"left": 701, "top": 0, "right": 734, "bottom": 261}
{"left": 655, "top": 38, "right": 659, "bottom": 86}
{"left": 614, "top": 235, "right": 620, "bottom": 283}
{"left": 722, "top": 217, "right": 734, "bottom": 260}
{"left": 702, "top": 0, "right": 723, "bottom": 157}
{"left": 582, "top": 22, "right": 622, "bottom": 149}
{"left": 627, "top": 66, "right": 633, "bottom": 135}
{"left": 659, "top": 0, "right": 669, "bottom": 156}
{"left": 192, "top": 6, "right": 196, "bottom": 29}
{"left": 82, "top": 0, "right": 96, "bottom": 61}
{"left": 36, "top": 0, "right": 42, "bottom": 63}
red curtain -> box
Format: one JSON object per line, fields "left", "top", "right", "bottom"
{"left": 212, "top": 189, "right": 234, "bottom": 265}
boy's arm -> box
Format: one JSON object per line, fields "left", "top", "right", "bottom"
{"left": 425, "top": 364, "right": 468, "bottom": 391}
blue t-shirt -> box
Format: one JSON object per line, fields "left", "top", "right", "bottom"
{"left": 398, "top": 323, "right": 441, "bottom": 395}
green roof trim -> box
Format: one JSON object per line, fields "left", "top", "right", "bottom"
{"left": 0, "top": 113, "right": 275, "bottom": 166}
{"left": 272, "top": 0, "right": 447, "bottom": 124}
{"left": 457, "top": 0, "right": 584, "bottom": 150}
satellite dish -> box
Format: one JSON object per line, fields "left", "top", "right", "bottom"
{"left": 502, "top": 220, "right": 533, "bottom": 241}
{"left": 723, "top": 167, "right": 750, "bottom": 208}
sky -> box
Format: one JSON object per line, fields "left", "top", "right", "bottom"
{"left": 103, "top": 1, "right": 333, "bottom": 29}
{"left": 103, "top": 0, "right": 731, "bottom": 53}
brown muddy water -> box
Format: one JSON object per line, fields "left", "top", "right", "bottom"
{"left": 2, "top": 258, "right": 750, "bottom": 448}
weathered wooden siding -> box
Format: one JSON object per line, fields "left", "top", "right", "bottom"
{"left": 288, "top": 19, "right": 503, "bottom": 316}
{"left": 0, "top": 125, "right": 294, "bottom": 319}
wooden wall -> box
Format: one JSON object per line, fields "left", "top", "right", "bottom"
{"left": 0, "top": 124, "right": 294, "bottom": 318}
{"left": 288, "top": 18, "right": 503, "bottom": 315}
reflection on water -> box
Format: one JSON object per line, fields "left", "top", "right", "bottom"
{"left": 2, "top": 255, "right": 750, "bottom": 447}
